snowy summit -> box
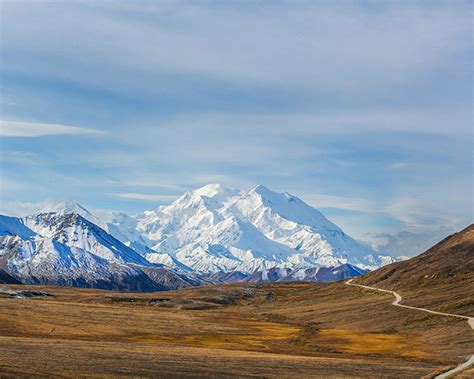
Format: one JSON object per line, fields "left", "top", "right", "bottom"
{"left": 0, "top": 184, "right": 400, "bottom": 290}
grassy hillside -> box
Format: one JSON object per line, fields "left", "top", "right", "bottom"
{"left": 356, "top": 224, "right": 474, "bottom": 315}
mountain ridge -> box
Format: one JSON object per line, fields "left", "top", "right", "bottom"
{"left": 0, "top": 184, "right": 405, "bottom": 291}
{"left": 27, "top": 184, "right": 403, "bottom": 274}
{"left": 0, "top": 214, "right": 195, "bottom": 291}
{"left": 135, "top": 184, "right": 399, "bottom": 273}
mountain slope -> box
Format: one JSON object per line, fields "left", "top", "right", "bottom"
{"left": 137, "top": 184, "right": 397, "bottom": 273}
{"left": 23, "top": 213, "right": 152, "bottom": 267}
{"left": 0, "top": 268, "right": 21, "bottom": 284}
{"left": 228, "top": 185, "right": 387, "bottom": 268}
{"left": 243, "top": 263, "right": 368, "bottom": 283}
{"left": 0, "top": 214, "right": 195, "bottom": 291}
{"left": 355, "top": 224, "right": 474, "bottom": 316}
{"left": 37, "top": 201, "right": 152, "bottom": 254}
{"left": 0, "top": 215, "right": 164, "bottom": 291}
{"left": 0, "top": 215, "right": 36, "bottom": 239}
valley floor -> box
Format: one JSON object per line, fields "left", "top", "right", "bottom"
{"left": 0, "top": 281, "right": 472, "bottom": 378}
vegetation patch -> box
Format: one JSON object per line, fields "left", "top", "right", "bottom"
{"left": 318, "top": 329, "right": 426, "bottom": 358}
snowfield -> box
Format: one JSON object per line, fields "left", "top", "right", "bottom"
{"left": 133, "top": 184, "right": 398, "bottom": 273}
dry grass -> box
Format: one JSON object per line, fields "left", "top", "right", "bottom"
{"left": 357, "top": 224, "right": 474, "bottom": 316}
{"left": 317, "top": 329, "right": 426, "bottom": 357}
{"left": 0, "top": 280, "right": 472, "bottom": 378}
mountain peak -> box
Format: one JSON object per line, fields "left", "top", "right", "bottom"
{"left": 186, "top": 184, "right": 242, "bottom": 202}
{"left": 251, "top": 184, "right": 273, "bottom": 196}
{"left": 251, "top": 185, "right": 297, "bottom": 202}
{"left": 250, "top": 185, "right": 300, "bottom": 207}
{"left": 41, "top": 200, "right": 92, "bottom": 217}
{"left": 194, "top": 183, "right": 229, "bottom": 196}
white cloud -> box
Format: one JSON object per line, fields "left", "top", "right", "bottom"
{"left": 121, "top": 179, "right": 188, "bottom": 192}
{"left": 0, "top": 120, "right": 104, "bottom": 137}
{"left": 0, "top": 1, "right": 471, "bottom": 237}
{"left": 363, "top": 226, "right": 455, "bottom": 257}
{"left": 112, "top": 193, "right": 178, "bottom": 202}
{"left": 1, "top": 2, "right": 470, "bottom": 100}
{"left": 384, "top": 196, "right": 465, "bottom": 230}
{"left": 0, "top": 199, "right": 55, "bottom": 217}
{"left": 305, "top": 194, "right": 378, "bottom": 213}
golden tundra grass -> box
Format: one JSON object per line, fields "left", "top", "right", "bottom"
{"left": 0, "top": 280, "right": 472, "bottom": 378}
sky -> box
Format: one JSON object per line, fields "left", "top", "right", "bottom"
{"left": 0, "top": 1, "right": 472, "bottom": 252}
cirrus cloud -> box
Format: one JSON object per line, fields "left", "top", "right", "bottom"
{"left": 0, "top": 120, "right": 104, "bottom": 137}
{"left": 112, "top": 193, "right": 179, "bottom": 202}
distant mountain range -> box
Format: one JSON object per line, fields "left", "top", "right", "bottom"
{"left": 0, "top": 184, "right": 402, "bottom": 291}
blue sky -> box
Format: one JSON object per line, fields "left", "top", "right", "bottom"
{"left": 0, "top": 0, "right": 472, "bottom": 243}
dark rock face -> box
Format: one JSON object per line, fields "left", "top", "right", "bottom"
{"left": 142, "top": 266, "right": 200, "bottom": 290}
{"left": 308, "top": 264, "right": 368, "bottom": 282}
{"left": 0, "top": 269, "right": 21, "bottom": 284}
{"left": 197, "top": 271, "right": 250, "bottom": 284}
{"left": 15, "top": 268, "right": 166, "bottom": 292}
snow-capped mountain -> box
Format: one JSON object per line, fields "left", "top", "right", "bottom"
{"left": 1, "top": 184, "right": 400, "bottom": 291}
{"left": 195, "top": 263, "right": 367, "bottom": 284}
{"left": 39, "top": 200, "right": 152, "bottom": 255}
{"left": 134, "top": 184, "right": 397, "bottom": 273}
{"left": 0, "top": 214, "right": 196, "bottom": 291}
{"left": 242, "top": 263, "right": 368, "bottom": 283}
{"left": 23, "top": 212, "right": 151, "bottom": 267}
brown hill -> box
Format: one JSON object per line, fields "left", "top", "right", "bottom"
{"left": 356, "top": 224, "right": 474, "bottom": 315}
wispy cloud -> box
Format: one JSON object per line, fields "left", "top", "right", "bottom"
{"left": 0, "top": 1, "right": 471, "bottom": 238}
{"left": 305, "top": 194, "right": 378, "bottom": 213}
{"left": 384, "top": 196, "right": 466, "bottom": 230}
{"left": 112, "top": 193, "right": 179, "bottom": 202}
{"left": 0, "top": 120, "right": 103, "bottom": 137}
{"left": 363, "top": 226, "right": 455, "bottom": 257}
{"left": 0, "top": 199, "right": 54, "bottom": 216}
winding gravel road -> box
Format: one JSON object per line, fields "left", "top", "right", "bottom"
{"left": 345, "top": 278, "right": 474, "bottom": 378}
